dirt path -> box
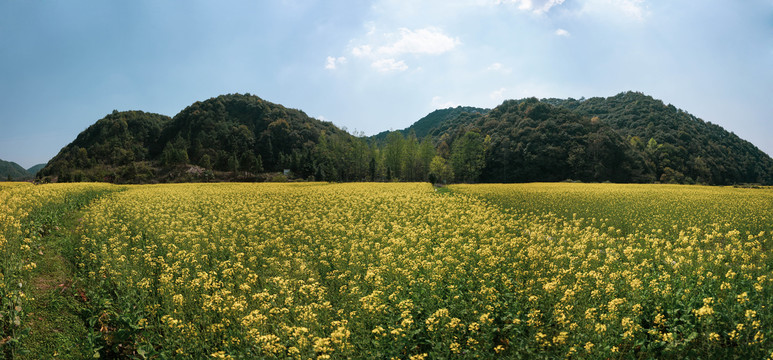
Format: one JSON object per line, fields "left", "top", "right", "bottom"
{"left": 20, "top": 222, "right": 92, "bottom": 359}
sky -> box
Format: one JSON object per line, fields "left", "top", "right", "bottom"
{"left": 1, "top": 0, "right": 771, "bottom": 168}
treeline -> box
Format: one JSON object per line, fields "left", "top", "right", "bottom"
{"left": 38, "top": 92, "right": 773, "bottom": 185}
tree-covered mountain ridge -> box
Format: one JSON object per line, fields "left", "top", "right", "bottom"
{"left": 0, "top": 158, "right": 46, "bottom": 181}
{"left": 35, "top": 91, "right": 773, "bottom": 185}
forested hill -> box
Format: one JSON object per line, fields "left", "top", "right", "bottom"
{"left": 155, "top": 93, "right": 359, "bottom": 180}
{"left": 38, "top": 110, "right": 172, "bottom": 182}
{"left": 0, "top": 159, "right": 47, "bottom": 181}
{"left": 0, "top": 158, "right": 31, "bottom": 180}
{"left": 371, "top": 106, "right": 489, "bottom": 142}
{"left": 26, "top": 163, "right": 46, "bottom": 175}
{"left": 472, "top": 98, "right": 650, "bottom": 183}
{"left": 37, "top": 92, "right": 773, "bottom": 185}
{"left": 381, "top": 92, "right": 773, "bottom": 185}
{"left": 547, "top": 92, "right": 773, "bottom": 185}
{"left": 38, "top": 94, "right": 365, "bottom": 183}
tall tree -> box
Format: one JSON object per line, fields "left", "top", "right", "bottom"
{"left": 429, "top": 156, "right": 454, "bottom": 184}
{"left": 402, "top": 133, "right": 419, "bottom": 181}
{"left": 384, "top": 131, "right": 405, "bottom": 180}
{"left": 450, "top": 131, "right": 486, "bottom": 183}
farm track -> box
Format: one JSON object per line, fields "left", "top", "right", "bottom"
{"left": 0, "top": 183, "right": 120, "bottom": 359}
{"left": 20, "top": 217, "right": 91, "bottom": 359}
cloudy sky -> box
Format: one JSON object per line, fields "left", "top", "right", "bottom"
{"left": 1, "top": 0, "right": 771, "bottom": 168}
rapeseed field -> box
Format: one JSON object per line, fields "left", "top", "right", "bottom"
{"left": 2, "top": 182, "right": 772, "bottom": 358}
{"left": 69, "top": 182, "right": 773, "bottom": 359}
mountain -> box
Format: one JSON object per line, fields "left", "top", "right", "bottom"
{"left": 38, "top": 94, "right": 365, "bottom": 183}
{"left": 38, "top": 110, "right": 171, "bottom": 182}
{"left": 547, "top": 92, "right": 773, "bottom": 184}
{"left": 447, "top": 98, "right": 650, "bottom": 183}
{"left": 0, "top": 158, "right": 31, "bottom": 180}
{"left": 371, "top": 106, "right": 489, "bottom": 141}
{"left": 38, "top": 91, "right": 773, "bottom": 185}
{"left": 154, "top": 93, "right": 362, "bottom": 180}
{"left": 26, "top": 163, "right": 46, "bottom": 175}
{"left": 374, "top": 92, "right": 773, "bottom": 185}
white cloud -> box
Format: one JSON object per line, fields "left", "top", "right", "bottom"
{"left": 325, "top": 56, "right": 347, "bottom": 70}
{"left": 555, "top": 28, "right": 570, "bottom": 36}
{"left": 487, "top": 62, "right": 512, "bottom": 74}
{"left": 493, "top": 0, "right": 566, "bottom": 14}
{"left": 432, "top": 96, "right": 459, "bottom": 109}
{"left": 372, "top": 58, "right": 408, "bottom": 72}
{"left": 348, "top": 26, "right": 459, "bottom": 73}
{"left": 365, "top": 21, "right": 376, "bottom": 36}
{"left": 488, "top": 62, "right": 503, "bottom": 71}
{"left": 351, "top": 45, "right": 372, "bottom": 57}
{"left": 580, "top": 0, "right": 649, "bottom": 21}
{"left": 377, "top": 27, "right": 460, "bottom": 56}
{"left": 615, "top": 0, "right": 647, "bottom": 19}
{"left": 490, "top": 87, "right": 507, "bottom": 100}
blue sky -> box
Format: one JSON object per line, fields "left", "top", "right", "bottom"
{"left": 1, "top": 0, "right": 771, "bottom": 168}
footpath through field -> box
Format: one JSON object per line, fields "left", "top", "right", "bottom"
{"left": 1, "top": 183, "right": 119, "bottom": 359}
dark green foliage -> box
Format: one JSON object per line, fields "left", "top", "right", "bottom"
{"left": 0, "top": 158, "right": 31, "bottom": 180}
{"left": 36, "top": 95, "right": 374, "bottom": 183}
{"left": 36, "top": 91, "right": 773, "bottom": 185}
{"left": 371, "top": 106, "right": 489, "bottom": 142}
{"left": 450, "top": 131, "right": 487, "bottom": 183}
{"left": 470, "top": 99, "right": 648, "bottom": 183}
{"left": 382, "top": 93, "right": 772, "bottom": 185}
{"left": 26, "top": 164, "right": 46, "bottom": 175}
{"left": 383, "top": 131, "right": 405, "bottom": 180}
{"left": 38, "top": 110, "right": 171, "bottom": 183}
{"left": 157, "top": 94, "right": 370, "bottom": 181}
{"left": 555, "top": 92, "right": 773, "bottom": 185}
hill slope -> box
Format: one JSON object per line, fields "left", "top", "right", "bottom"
{"left": 462, "top": 98, "right": 649, "bottom": 183}
{"left": 39, "top": 94, "right": 365, "bottom": 183}
{"left": 0, "top": 158, "right": 31, "bottom": 180}
{"left": 371, "top": 106, "right": 489, "bottom": 141}
{"left": 156, "top": 93, "right": 363, "bottom": 180}
{"left": 38, "top": 110, "right": 171, "bottom": 182}
{"left": 26, "top": 163, "right": 46, "bottom": 175}
{"left": 549, "top": 92, "right": 773, "bottom": 184}
{"left": 37, "top": 91, "right": 773, "bottom": 185}
{"left": 401, "top": 92, "right": 773, "bottom": 185}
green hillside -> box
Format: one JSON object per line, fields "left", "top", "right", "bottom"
{"left": 0, "top": 158, "right": 31, "bottom": 180}
{"left": 26, "top": 163, "right": 46, "bottom": 175}
{"left": 474, "top": 98, "right": 649, "bottom": 183}
{"left": 37, "top": 92, "right": 773, "bottom": 185}
{"left": 553, "top": 92, "right": 773, "bottom": 184}
{"left": 38, "top": 110, "right": 171, "bottom": 182}
{"left": 392, "top": 92, "right": 773, "bottom": 185}
{"left": 371, "top": 106, "right": 489, "bottom": 141}
{"left": 156, "top": 93, "right": 371, "bottom": 181}
{"left": 38, "top": 94, "right": 370, "bottom": 183}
